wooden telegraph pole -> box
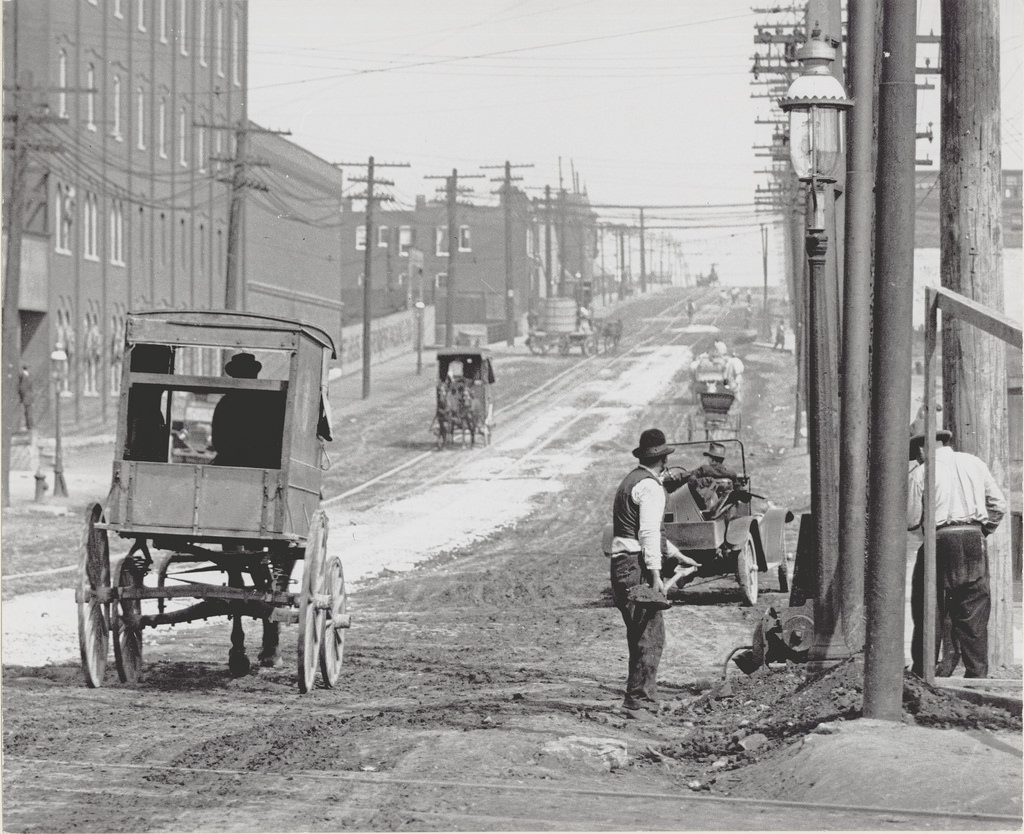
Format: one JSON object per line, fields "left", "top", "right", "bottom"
{"left": 339, "top": 156, "right": 409, "bottom": 398}
{"left": 939, "top": 0, "right": 1011, "bottom": 670}
{"left": 482, "top": 161, "right": 533, "bottom": 346}
{"left": 425, "top": 169, "right": 484, "bottom": 347}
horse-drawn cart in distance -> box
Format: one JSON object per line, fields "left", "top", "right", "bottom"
{"left": 76, "top": 310, "right": 349, "bottom": 693}
{"left": 433, "top": 347, "right": 494, "bottom": 449}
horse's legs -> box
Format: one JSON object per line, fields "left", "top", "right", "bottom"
{"left": 260, "top": 555, "right": 295, "bottom": 667}
{"left": 227, "top": 567, "right": 251, "bottom": 677}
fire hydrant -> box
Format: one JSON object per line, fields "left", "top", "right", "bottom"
{"left": 34, "top": 470, "right": 48, "bottom": 503}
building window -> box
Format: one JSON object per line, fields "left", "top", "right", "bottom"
{"left": 158, "top": 0, "right": 167, "bottom": 42}
{"left": 435, "top": 226, "right": 449, "bottom": 256}
{"left": 83, "top": 192, "right": 99, "bottom": 260}
{"left": 377, "top": 226, "right": 389, "bottom": 248}
{"left": 109, "top": 200, "right": 125, "bottom": 265}
{"left": 213, "top": 129, "right": 222, "bottom": 174}
{"left": 57, "top": 50, "right": 68, "bottom": 118}
{"left": 137, "top": 0, "right": 146, "bottom": 32}
{"left": 158, "top": 96, "right": 167, "bottom": 158}
{"left": 179, "top": 0, "right": 188, "bottom": 55}
{"left": 86, "top": 65, "right": 96, "bottom": 130}
{"left": 399, "top": 225, "right": 412, "bottom": 256}
{"left": 355, "top": 226, "right": 366, "bottom": 250}
{"left": 231, "top": 13, "right": 241, "bottom": 86}
{"left": 215, "top": 4, "right": 224, "bottom": 77}
{"left": 111, "top": 75, "right": 123, "bottom": 140}
{"left": 436, "top": 273, "right": 448, "bottom": 290}
{"left": 55, "top": 184, "right": 74, "bottom": 254}
{"left": 136, "top": 87, "right": 146, "bottom": 149}
{"left": 197, "top": 126, "right": 206, "bottom": 172}
{"left": 198, "top": 221, "right": 206, "bottom": 275}
{"left": 114, "top": 0, "right": 123, "bottom": 19}
{"left": 458, "top": 225, "right": 471, "bottom": 252}
{"left": 198, "top": 0, "right": 208, "bottom": 65}
{"left": 180, "top": 217, "right": 188, "bottom": 266}
{"left": 178, "top": 106, "right": 188, "bottom": 166}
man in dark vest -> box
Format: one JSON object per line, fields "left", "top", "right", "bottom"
{"left": 608, "top": 428, "right": 680, "bottom": 718}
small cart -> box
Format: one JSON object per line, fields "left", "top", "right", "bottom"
{"left": 76, "top": 310, "right": 348, "bottom": 693}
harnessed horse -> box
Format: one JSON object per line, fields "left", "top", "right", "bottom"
{"left": 435, "top": 378, "right": 479, "bottom": 449}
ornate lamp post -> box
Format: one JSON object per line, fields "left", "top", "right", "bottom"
{"left": 414, "top": 300, "right": 425, "bottom": 376}
{"left": 779, "top": 35, "right": 853, "bottom": 665}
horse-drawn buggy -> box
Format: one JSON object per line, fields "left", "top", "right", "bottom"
{"left": 76, "top": 310, "right": 348, "bottom": 693}
{"left": 602, "top": 439, "right": 792, "bottom": 606}
{"left": 433, "top": 347, "right": 494, "bottom": 449}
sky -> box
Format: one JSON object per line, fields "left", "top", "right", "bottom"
{"left": 245, "top": 1, "right": 1023, "bottom": 287}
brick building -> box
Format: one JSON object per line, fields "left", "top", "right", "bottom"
{"left": 3, "top": 0, "right": 246, "bottom": 425}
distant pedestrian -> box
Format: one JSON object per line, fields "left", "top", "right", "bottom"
{"left": 773, "top": 320, "right": 786, "bottom": 351}
{"left": 743, "top": 304, "right": 753, "bottom": 330}
{"left": 17, "top": 365, "right": 35, "bottom": 431}
{"left": 730, "top": 287, "right": 740, "bottom": 306}
{"left": 907, "top": 430, "right": 1006, "bottom": 679}
{"left": 746, "top": 290, "right": 753, "bottom": 307}
{"left": 686, "top": 299, "right": 696, "bottom": 324}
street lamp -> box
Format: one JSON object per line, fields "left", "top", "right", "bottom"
{"left": 50, "top": 347, "right": 68, "bottom": 498}
{"left": 779, "top": 33, "right": 852, "bottom": 665}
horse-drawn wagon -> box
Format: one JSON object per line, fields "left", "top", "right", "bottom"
{"left": 526, "top": 297, "right": 599, "bottom": 356}
{"left": 76, "top": 310, "right": 348, "bottom": 693}
{"left": 433, "top": 347, "right": 494, "bottom": 448}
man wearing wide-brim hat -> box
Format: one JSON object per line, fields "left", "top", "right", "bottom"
{"left": 607, "top": 428, "right": 698, "bottom": 719}
{"left": 210, "top": 352, "right": 284, "bottom": 471}
{"left": 907, "top": 429, "right": 1006, "bottom": 678}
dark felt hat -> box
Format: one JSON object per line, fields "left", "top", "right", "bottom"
{"left": 632, "top": 428, "right": 674, "bottom": 459}
{"left": 224, "top": 352, "right": 262, "bottom": 378}
{"left": 703, "top": 441, "right": 727, "bottom": 461}
{"left": 909, "top": 429, "right": 952, "bottom": 460}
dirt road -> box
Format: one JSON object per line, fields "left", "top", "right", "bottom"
{"left": 3, "top": 288, "right": 1020, "bottom": 832}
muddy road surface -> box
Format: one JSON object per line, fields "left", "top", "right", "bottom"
{"left": 4, "top": 288, "right": 1019, "bottom": 832}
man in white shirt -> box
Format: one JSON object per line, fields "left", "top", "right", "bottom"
{"left": 608, "top": 428, "right": 697, "bottom": 717}
{"left": 907, "top": 430, "right": 1007, "bottom": 678}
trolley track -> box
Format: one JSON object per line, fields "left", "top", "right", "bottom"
{"left": 321, "top": 290, "right": 728, "bottom": 512}
{"left": 4, "top": 756, "right": 1019, "bottom": 830}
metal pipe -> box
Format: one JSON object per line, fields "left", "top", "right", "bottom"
{"left": 837, "top": 0, "right": 877, "bottom": 655}
{"left": 864, "top": 0, "right": 918, "bottom": 720}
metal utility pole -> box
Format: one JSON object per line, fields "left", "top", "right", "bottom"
{"left": 425, "top": 168, "right": 484, "bottom": 347}
{"left": 557, "top": 188, "right": 567, "bottom": 297}
{"left": 341, "top": 156, "right": 409, "bottom": 398}
{"left": 482, "top": 161, "right": 533, "bottom": 346}
{"left": 939, "top": 0, "right": 1011, "bottom": 670}
{"left": 837, "top": 0, "right": 878, "bottom": 659}
{"left": 617, "top": 227, "right": 626, "bottom": 299}
{"left": 864, "top": 0, "right": 918, "bottom": 721}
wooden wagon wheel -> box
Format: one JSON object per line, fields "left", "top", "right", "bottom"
{"left": 77, "top": 502, "right": 110, "bottom": 688}
{"left": 111, "top": 558, "right": 144, "bottom": 684}
{"left": 297, "top": 510, "right": 328, "bottom": 693}
{"left": 735, "top": 532, "right": 759, "bottom": 606}
{"left": 319, "top": 554, "right": 347, "bottom": 688}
